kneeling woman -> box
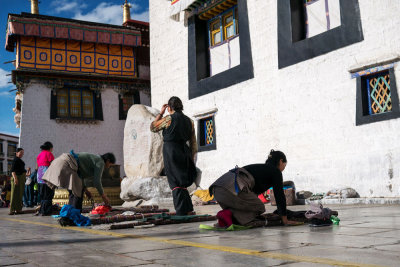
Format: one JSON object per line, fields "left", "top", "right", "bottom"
{"left": 209, "top": 150, "right": 299, "bottom": 227}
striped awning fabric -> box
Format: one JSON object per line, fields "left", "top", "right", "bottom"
{"left": 170, "top": 0, "right": 208, "bottom": 16}
{"left": 6, "top": 14, "right": 141, "bottom": 52}
{"left": 173, "top": 0, "right": 236, "bottom": 19}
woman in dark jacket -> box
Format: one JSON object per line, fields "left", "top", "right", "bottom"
{"left": 210, "top": 150, "right": 299, "bottom": 227}
{"left": 151, "top": 96, "right": 197, "bottom": 215}
{"left": 9, "top": 148, "right": 31, "bottom": 215}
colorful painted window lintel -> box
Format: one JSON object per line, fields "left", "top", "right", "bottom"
{"left": 17, "top": 36, "right": 136, "bottom": 77}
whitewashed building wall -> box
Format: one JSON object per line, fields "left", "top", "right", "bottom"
{"left": 19, "top": 81, "right": 150, "bottom": 176}
{"left": 149, "top": 0, "right": 400, "bottom": 197}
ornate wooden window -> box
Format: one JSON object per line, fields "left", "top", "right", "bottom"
{"left": 365, "top": 72, "right": 391, "bottom": 115}
{"left": 51, "top": 88, "right": 103, "bottom": 121}
{"left": 70, "top": 90, "right": 83, "bottom": 118}
{"left": 198, "top": 115, "right": 216, "bottom": 152}
{"left": 223, "top": 11, "right": 235, "bottom": 39}
{"left": 82, "top": 91, "right": 94, "bottom": 118}
{"left": 56, "top": 89, "right": 93, "bottom": 119}
{"left": 355, "top": 67, "right": 400, "bottom": 125}
{"left": 57, "top": 89, "right": 69, "bottom": 117}
{"left": 119, "top": 91, "right": 140, "bottom": 120}
{"left": 210, "top": 19, "right": 222, "bottom": 46}
{"left": 208, "top": 6, "right": 238, "bottom": 47}
{"left": 188, "top": 0, "right": 253, "bottom": 99}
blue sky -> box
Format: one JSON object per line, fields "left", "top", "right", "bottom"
{"left": 0, "top": 0, "right": 149, "bottom": 136}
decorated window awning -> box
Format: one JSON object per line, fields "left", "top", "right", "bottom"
{"left": 170, "top": 0, "right": 236, "bottom": 18}
{"left": 197, "top": 0, "right": 237, "bottom": 20}
{"left": 6, "top": 13, "right": 141, "bottom": 52}
{"left": 17, "top": 36, "right": 137, "bottom": 77}
{"left": 170, "top": 0, "right": 198, "bottom": 16}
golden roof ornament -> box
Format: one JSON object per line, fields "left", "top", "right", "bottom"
{"left": 122, "top": 0, "right": 132, "bottom": 24}
{"left": 30, "top": 0, "right": 39, "bottom": 14}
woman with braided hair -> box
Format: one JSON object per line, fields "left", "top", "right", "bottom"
{"left": 209, "top": 150, "right": 300, "bottom": 227}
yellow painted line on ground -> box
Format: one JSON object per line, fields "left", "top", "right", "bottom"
{"left": 0, "top": 216, "right": 383, "bottom": 267}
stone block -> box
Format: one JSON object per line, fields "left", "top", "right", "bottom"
{"left": 120, "top": 176, "right": 172, "bottom": 201}
{"left": 123, "top": 105, "right": 164, "bottom": 181}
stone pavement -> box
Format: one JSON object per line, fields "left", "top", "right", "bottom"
{"left": 0, "top": 204, "right": 399, "bottom": 267}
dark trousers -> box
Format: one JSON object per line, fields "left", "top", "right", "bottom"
{"left": 68, "top": 189, "right": 84, "bottom": 213}
{"left": 23, "top": 183, "right": 35, "bottom": 207}
{"left": 172, "top": 188, "right": 193, "bottom": 216}
{"left": 33, "top": 189, "right": 39, "bottom": 205}
{"left": 38, "top": 183, "right": 55, "bottom": 215}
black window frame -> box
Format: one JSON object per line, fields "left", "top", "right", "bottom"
{"left": 278, "top": 0, "right": 364, "bottom": 69}
{"left": 356, "top": 68, "right": 400, "bottom": 125}
{"left": 50, "top": 87, "right": 103, "bottom": 121}
{"left": 118, "top": 91, "right": 141, "bottom": 120}
{"left": 7, "top": 143, "right": 17, "bottom": 158}
{"left": 197, "top": 115, "right": 217, "bottom": 152}
{"left": 188, "top": 0, "right": 253, "bottom": 99}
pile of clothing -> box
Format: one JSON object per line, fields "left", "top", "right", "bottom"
{"left": 305, "top": 203, "right": 339, "bottom": 226}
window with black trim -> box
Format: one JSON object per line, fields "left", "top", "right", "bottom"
{"left": 0, "top": 160, "right": 3, "bottom": 174}
{"left": 119, "top": 91, "right": 140, "bottom": 120}
{"left": 291, "top": 0, "right": 341, "bottom": 42}
{"left": 188, "top": 0, "right": 253, "bottom": 99}
{"left": 278, "top": 0, "right": 363, "bottom": 68}
{"left": 50, "top": 88, "right": 103, "bottom": 121}
{"left": 198, "top": 115, "right": 216, "bottom": 152}
{"left": 0, "top": 141, "right": 3, "bottom": 157}
{"left": 7, "top": 143, "right": 17, "bottom": 158}
{"left": 356, "top": 68, "right": 400, "bottom": 125}
{"left": 206, "top": 6, "right": 239, "bottom": 76}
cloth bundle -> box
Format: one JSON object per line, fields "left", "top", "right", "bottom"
{"left": 305, "top": 203, "right": 337, "bottom": 227}
{"left": 305, "top": 203, "right": 334, "bottom": 220}
{"left": 91, "top": 205, "right": 111, "bottom": 215}
{"left": 59, "top": 205, "right": 91, "bottom": 226}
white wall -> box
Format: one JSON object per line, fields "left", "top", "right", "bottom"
{"left": 149, "top": 0, "right": 400, "bottom": 197}
{"left": 19, "top": 82, "right": 150, "bottom": 177}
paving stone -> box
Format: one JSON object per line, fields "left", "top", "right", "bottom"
{"left": 129, "top": 264, "right": 167, "bottom": 267}
{"left": 145, "top": 247, "right": 288, "bottom": 267}
{"left": 278, "top": 245, "right": 400, "bottom": 267}
{"left": 367, "top": 229, "right": 400, "bottom": 238}
{"left": 374, "top": 243, "right": 400, "bottom": 252}
{"left": 0, "top": 256, "right": 27, "bottom": 266}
